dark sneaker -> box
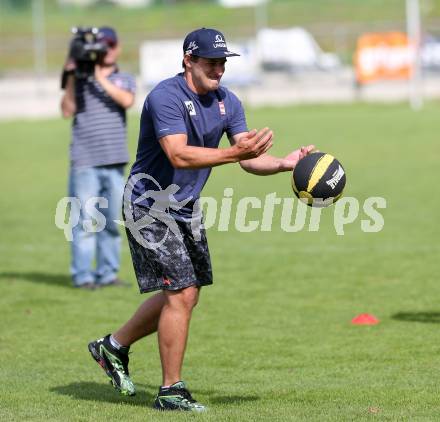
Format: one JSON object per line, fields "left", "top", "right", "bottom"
{"left": 153, "top": 381, "right": 206, "bottom": 412}
{"left": 88, "top": 335, "right": 136, "bottom": 396}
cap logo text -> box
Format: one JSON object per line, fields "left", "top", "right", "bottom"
{"left": 213, "top": 34, "right": 226, "bottom": 49}
{"left": 185, "top": 41, "right": 199, "bottom": 54}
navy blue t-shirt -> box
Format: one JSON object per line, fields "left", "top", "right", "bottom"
{"left": 129, "top": 73, "right": 248, "bottom": 218}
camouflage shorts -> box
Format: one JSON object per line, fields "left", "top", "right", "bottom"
{"left": 125, "top": 204, "right": 213, "bottom": 293}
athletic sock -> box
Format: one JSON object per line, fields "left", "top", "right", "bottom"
{"left": 109, "top": 335, "right": 129, "bottom": 354}
{"left": 161, "top": 381, "right": 182, "bottom": 390}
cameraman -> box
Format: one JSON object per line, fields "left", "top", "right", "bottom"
{"left": 61, "top": 27, "right": 136, "bottom": 289}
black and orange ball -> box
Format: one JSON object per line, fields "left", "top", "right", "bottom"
{"left": 292, "top": 152, "right": 346, "bottom": 207}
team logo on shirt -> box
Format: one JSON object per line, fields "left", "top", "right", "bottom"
{"left": 113, "top": 78, "right": 123, "bottom": 88}
{"left": 184, "top": 101, "right": 196, "bottom": 116}
{"left": 218, "top": 100, "right": 226, "bottom": 115}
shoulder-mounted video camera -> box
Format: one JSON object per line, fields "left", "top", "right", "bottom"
{"left": 61, "top": 27, "right": 108, "bottom": 88}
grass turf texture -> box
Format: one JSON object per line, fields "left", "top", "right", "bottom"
{"left": 1, "top": 103, "right": 439, "bottom": 420}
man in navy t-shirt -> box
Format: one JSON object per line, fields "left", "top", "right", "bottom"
{"left": 88, "top": 28, "right": 314, "bottom": 411}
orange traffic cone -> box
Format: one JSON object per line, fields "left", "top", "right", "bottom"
{"left": 351, "top": 313, "right": 380, "bottom": 325}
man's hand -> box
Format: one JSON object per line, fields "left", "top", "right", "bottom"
{"left": 94, "top": 64, "right": 135, "bottom": 109}
{"left": 94, "top": 64, "right": 107, "bottom": 84}
{"left": 232, "top": 128, "right": 273, "bottom": 161}
{"left": 278, "top": 145, "right": 316, "bottom": 171}
{"left": 61, "top": 59, "right": 76, "bottom": 117}
{"left": 280, "top": 145, "right": 315, "bottom": 171}
{"left": 63, "top": 57, "right": 76, "bottom": 72}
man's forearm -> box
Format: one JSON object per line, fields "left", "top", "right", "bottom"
{"left": 239, "top": 154, "right": 283, "bottom": 175}
{"left": 161, "top": 143, "right": 241, "bottom": 169}
{"left": 61, "top": 75, "right": 76, "bottom": 118}
{"left": 96, "top": 76, "right": 134, "bottom": 109}
{"left": 161, "top": 128, "right": 273, "bottom": 170}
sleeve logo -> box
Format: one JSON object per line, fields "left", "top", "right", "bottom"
{"left": 184, "top": 100, "right": 197, "bottom": 116}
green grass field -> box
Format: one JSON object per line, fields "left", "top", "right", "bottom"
{"left": 1, "top": 103, "right": 440, "bottom": 421}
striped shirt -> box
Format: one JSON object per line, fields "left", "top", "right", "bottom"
{"left": 71, "top": 71, "right": 136, "bottom": 168}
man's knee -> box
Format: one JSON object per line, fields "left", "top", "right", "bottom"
{"left": 168, "top": 285, "right": 199, "bottom": 311}
{"left": 181, "top": 285, "right": 200, "bottom": 310}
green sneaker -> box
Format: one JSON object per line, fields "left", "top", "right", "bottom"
{"left": 153, "top": 381, "right": 206, "bottom": 412}
{"left": 88, "top": 335, "right": 136, "bottom": 396}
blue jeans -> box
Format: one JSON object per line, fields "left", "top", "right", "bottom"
{"left": 69, "top": 165, "right": 125, "bottom": 286}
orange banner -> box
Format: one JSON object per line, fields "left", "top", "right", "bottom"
{"left": 355, "top": 32, "right": 414, "bottom": 84}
